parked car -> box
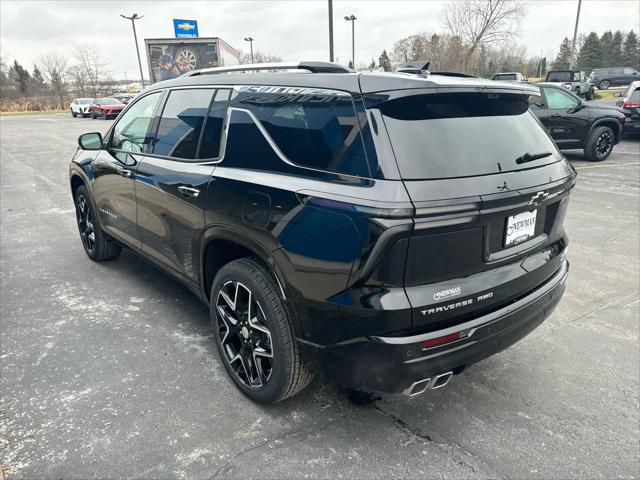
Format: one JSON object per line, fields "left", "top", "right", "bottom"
{"left": 114, "top": 93, "right": 135, "bottom": 105}
{"left": 90, "top": 98, "right": 125, "bottom": 119}
{"left": 545, "top": 70, "right": 594, "bottom": 100}
{"left": 530, "top": 83, "right": 625, "bottom": 161}
{"left": 70, "top": 98, "right": 94, "bottom": 118}
{"left": 615, "top": 80, "right": 640, "bottom": 136}
{"left": 589, "top": 67, "right": 640, "bottom": 89}
{"left": 491, "top": 72, "right": 525, "bottom": 82}
{"left": 70, "top": 62, "right": 574, "bottom": 403}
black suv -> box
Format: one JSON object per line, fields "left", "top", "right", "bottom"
{"left": 531, "top": 83, "right": 625, "bottom": 161}
{"left": 589, "top": 67, "right": 640, "bottom": 89}
{"left": 70, "top": 62, "right": 573, "bottom": 403}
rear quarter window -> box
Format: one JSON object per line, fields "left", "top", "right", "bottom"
{"left": 232, "top": 87, "right": 370, "bottom": 177}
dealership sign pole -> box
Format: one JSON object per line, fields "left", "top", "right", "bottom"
{"left": 121, "top": 13, "right": 146, "bottom": 87}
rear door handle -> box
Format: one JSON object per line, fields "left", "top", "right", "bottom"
{"left": 120, "top": 169, "right": 134, "bottom": 178}
{"left": 177, "top": 185, "right": 200, "bottom": 198}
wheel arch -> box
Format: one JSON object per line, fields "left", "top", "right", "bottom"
{"left": 199, "top": 226, "right": 291, "bottom": 304}
{"left": 588, "top": 118, "right": 622, "bottom": 143}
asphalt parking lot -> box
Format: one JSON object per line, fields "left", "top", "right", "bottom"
{"left": 0, "top": 112, "right": 638, "bottom": 479}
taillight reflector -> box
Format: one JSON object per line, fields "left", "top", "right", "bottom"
{"left": 421, "top": 332, "right": 460, "bottom": 348}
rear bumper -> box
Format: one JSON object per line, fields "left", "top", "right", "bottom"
{"left": 299, "top": 260, "right": 568, "bottom": 393}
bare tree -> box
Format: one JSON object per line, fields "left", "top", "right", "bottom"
{"left": 39, "top": 52, "right": 68, "bottom": 108}
{"left": 442, "top": 0, "right": 526, "bottom": 69}
{"left": 238, "top": 50, "right": 282, "bottom": 65}
{"left": 72, "top": 43, "right": 108, "bottom": 98}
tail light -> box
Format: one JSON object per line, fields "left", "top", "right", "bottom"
{"left": 623, "top": 99, "right": 640, "bottom": 108}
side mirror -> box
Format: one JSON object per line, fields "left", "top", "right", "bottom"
{"left": 78, "top": 132, "right": 103, "bottom": 150}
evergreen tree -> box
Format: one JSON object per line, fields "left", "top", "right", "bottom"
{"left": 369, "top": 58, "right": 376, "bottom": 69}
{"left": 623, "top": 31, "right": 639, "bottom": 67}
{"left": 378, "top": 50, "right": 392, "bottom": 72}
{"left": 599, "top": 31, "right": 613, "bottom": 67}
{"left": 611, "top": 31, "right": 624, "bottom": 66}
{"left": 576, "top": 32, "right": 601, "bottom": 73}
{"left": 9, "top": 60, "right": 31, "bottom": 95}
{"left": 553, "top": 38, "right": 573, "bottom": 69}
{"left": 31, "top": 65, "right": 47, "bottom": 94}
{"left": 348, "top": 60, "right": 354, "bottom": 70}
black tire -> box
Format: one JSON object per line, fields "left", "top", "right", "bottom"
{"left": 90, "top": 111, "right": 96, "bottom": 119}
{"left": 586, "top": 88, "right": 594, "bottom": 101}
{"left": 210, "top": 258, "right": 312, "bottom": 403}
{"left": 71, "top": 109, "right": 77, "bottom": 117}
{"left": 584, "top": 126, "right": 615, "bottom": 162}
{"left": 74, "top": 185, "right": 122, "bottom": 261}
{"left": 598, "top": 80, "right": 611, "bottom": 90}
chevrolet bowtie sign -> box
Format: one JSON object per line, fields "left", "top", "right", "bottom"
{"left": 173, "top": 19, "right": 199, "bottom": 38}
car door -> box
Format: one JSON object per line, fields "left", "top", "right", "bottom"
{"left": 135, "top": 87, "right": 230, "bottom": 285}
{"left": 91, "top": 91, "right": 164, "bottom": 249}
{"left": 623, "top": 68, "right": 639, "bottom": 85}
{"left": 536, "top": 86, "right": 589, "bottom": 148}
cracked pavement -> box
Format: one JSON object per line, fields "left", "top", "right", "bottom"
{"left": 1, "top": 113, "right": 639, "bottom": 478}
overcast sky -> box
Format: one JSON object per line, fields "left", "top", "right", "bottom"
{"left": 1, "top": 0, "right": 638, "bottom": 80}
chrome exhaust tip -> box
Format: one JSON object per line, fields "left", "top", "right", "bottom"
{"left": 403, "top": 378, "right": 431, "bottom": 396}
{"left": 402, "top": 371, "right": 454, "bottom": 396}
{"left": 430, "top": 371, "right": 453, "bottom": 389}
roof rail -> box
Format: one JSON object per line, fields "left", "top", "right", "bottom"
{"left": 183, "top": 61, "right": 353, "bottom": 77}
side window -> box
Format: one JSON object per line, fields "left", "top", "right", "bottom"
{"left": 199, "top": 89, "right": 230, "bottom": 159}
{"left": 543, "top": 87, "right": 579, "bottom": 109}
{"left": 631, "top": 89, "right": 640, "bottom": 103}
{"left": 237, "top": 89, "right": 370, "bottom": 177}
{"left": 152, "top": 89, "right": 214, "bottom": 159}
{"left": 112, "top": 92, "right": 162, "bottom": 153}
{"left": 528, "top": 94, "right": 545, "bottom": 110}
{"left": 612, "top": 68, "right": 624, "bottom": 75}
{"left": 624, "top": 68, "right": 636, "bottom": 75}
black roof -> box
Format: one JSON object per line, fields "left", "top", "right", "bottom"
{"left": 145, "top": 70, "right": 539, "bottom": 96}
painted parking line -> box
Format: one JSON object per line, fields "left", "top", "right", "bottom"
{"left": 574, "top": 161, "right": 640, "bottom": 170}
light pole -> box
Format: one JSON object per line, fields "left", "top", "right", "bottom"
{"left": 570, "top": 0, "right": 582, "bottom": 68}
{"left": 344, "top": 14, "right": 356, "bottom": 69}
{"left": 120, "top": 13, "right": 145, "bottom": 87}
{"left": 244, "top": 37, "right": 254, "bottom": 64}
{"left": 328, "top": 0, "right": 334, "bottom": 62}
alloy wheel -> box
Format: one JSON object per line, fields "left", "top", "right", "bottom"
{"left": 175, "top": 49, "right": 197, "bottom": 72}
{"left": 215, "top": 281, "right": 274, "bottom": 388}
{"left": 595, "top": 131, "right": 613, "bottom": 158}
{"left": 76, "top": 194, "right": 96, "bottom": 254}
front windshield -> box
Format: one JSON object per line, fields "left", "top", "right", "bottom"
{"left": 78, "top": 98, "right": 93, "bottom": 104}
{"left": 98, "top": 98, "right": 121, "bottom": 104}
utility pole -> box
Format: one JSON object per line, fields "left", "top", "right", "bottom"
{"left": 244, "top": 37, "right": 254, "bottom": 63}
{"left": 344, "top": 14, "right": 357, "bottom": 69}
{"left": 120, "top": 13, "right": 145, "bottom": 87}
{"left": 328, "top": 0, "right": 334, "bottom": 62}
{"left": 570, "top": 0, "right": 582, "bottom": 68}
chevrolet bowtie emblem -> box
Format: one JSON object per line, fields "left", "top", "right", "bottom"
{"left": 529, "top": 191, "right": 549, "bottom": 206}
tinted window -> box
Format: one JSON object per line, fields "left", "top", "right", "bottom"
{"left": 547, "top": 72, "right": 572, "bottom": 82}
{"left": 199, "top": 89, "right": 230, "bottom": 159}
{"left": 235, "top": 88, "right": 370, "bottom": 177}
{"left": 544, "top": 87, "right": 579, "bottom": 109}
{"left": 612, "top": 68, "right": 624, "bottom": 74}
{"left": 631, "top": 89, "right": 640, "bottom": 102}
{"left": 624, "top": 68, "right": 636, "bottom": 75}
{"left": 152, "top": 89, "right": 214, "bottom": 159}
{"left": 112, "top": 92, "right": 162, "bottom": 153}
{"left": 379, "top": 92, "right": 559, "bottom": 180}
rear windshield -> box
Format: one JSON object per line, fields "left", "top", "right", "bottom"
{"left": 379, "top": 92, "right": 560, "bottom": 180}
{"left": 493, "top": 74, "right": 517, "bottom": 80}
{"left": 547, "top": 72, "right": 572, "bottom": 82}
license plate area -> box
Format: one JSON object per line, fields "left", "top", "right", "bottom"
{"left": 505, "top": 210, "right": 537, "bottom": 247}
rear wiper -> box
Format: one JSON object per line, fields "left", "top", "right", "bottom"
{"left": 515, "top": 151, "right": 553, "bottom": 164}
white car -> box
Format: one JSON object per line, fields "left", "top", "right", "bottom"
{"left": 70, "top": 98, "right": 94, "bottom": 118}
